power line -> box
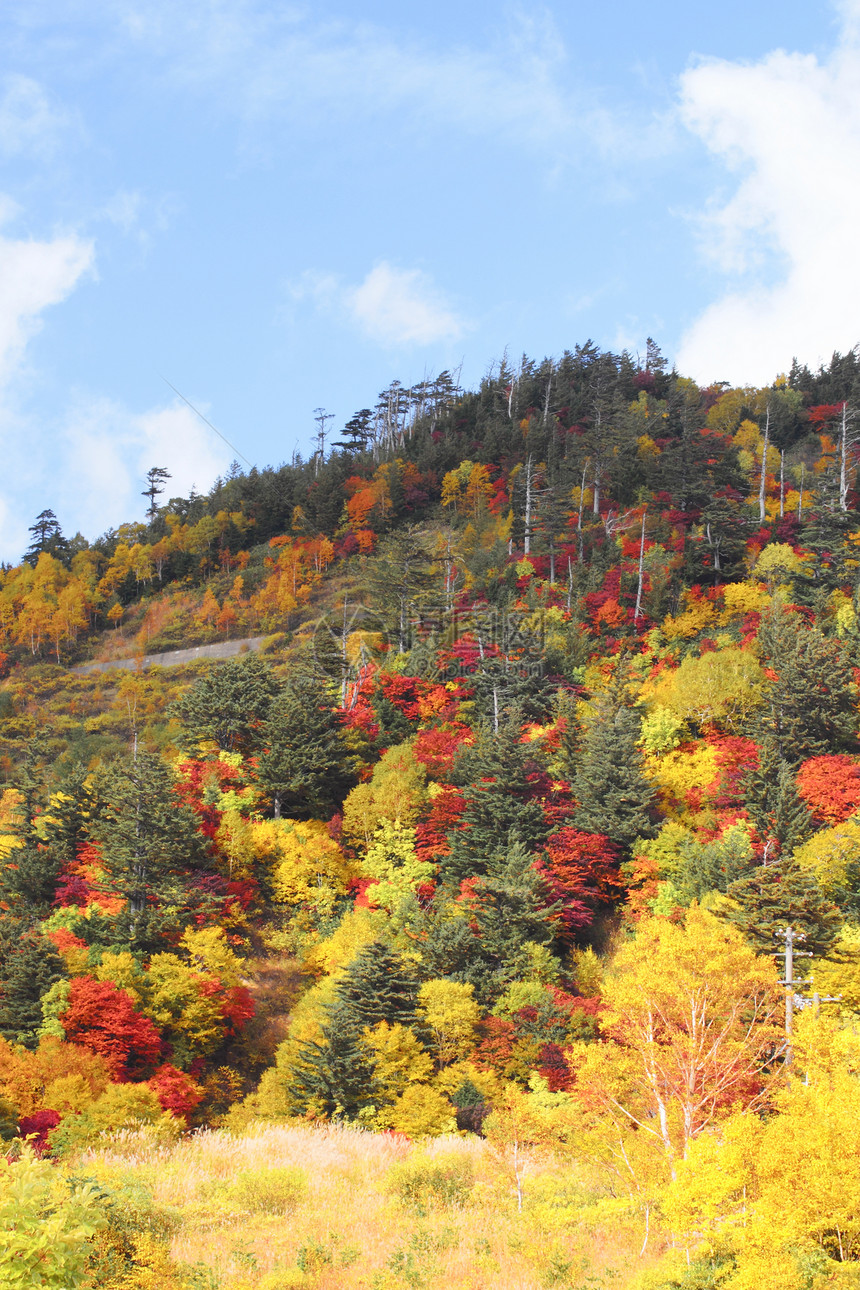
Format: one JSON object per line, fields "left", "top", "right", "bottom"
{"left": 160, "top": 377, "right": 253, "bottom": 469}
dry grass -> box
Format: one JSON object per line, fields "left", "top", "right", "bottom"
{"left": 75, "top": 1122, "right": 654, "bottom": 1289}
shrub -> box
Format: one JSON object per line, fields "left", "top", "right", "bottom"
{"left": 385, "top": 1084, "right": 455, "bottom": 1137}
{"left": 386, "top": 1150, "right": 474, "bottom": 1211}
{"left": 220, "top": 1165, "right": 307, "bottom": 1214}
{"left": 0, "top": 1146, "right": 104, "bottom": 1287}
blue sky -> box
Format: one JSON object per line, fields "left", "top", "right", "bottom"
{"left": 0, "top": 0, "right": 857, "bottom": 559}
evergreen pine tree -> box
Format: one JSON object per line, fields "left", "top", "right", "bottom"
{"left": 287, "top": 942, "right": 419, "bottom": 1117}
{"left": 726, "top": 857, "right": 842, "bottom": 956}
{"left": 470, "top": 651, "right": 559, "bottom": 727}
{"left": 23, "top": 509, "right": 69, "bottom": 567}
{"left": 415, "top": 839, "right": 561, "bottom": 1005}
{"left": 255, "top": 678, "right": 356, "bottom": 819}
{"left": 757, "top": 604, "right": 858, "bottom": 760}
{"left": 335, "top": 941, "right": 419, "bottom": 1029}
{"left": 0, "top": 738, "right": 62, "bottom": 916}
{"left": 467, "top": 839, "right": 562, "bottom": 1002}
{"left": 572, "top": 682, "right": 657, "bottom": 854}
{"left": 0, "top": 924, "right": 65, "bottom": 1048}
{"left": 41, "top": 761, "right": 98, "bottom": 870}
{"left": 0, "top": 842, "right": 62, "bottom": 918}
{"left": 671, "top": 827, "right": 756, "bottom": 904}
{"left": 416, "top": 900, "right": 486, "bottom": 984}
{"left": 173, "top": 654, "right": 282, "bottom": 754}
{"left": 444, "top": 722, "right": 548, "bottom": 884}
{"left": 742, "top": 740, "right": 811, "bottom": 856}
{"left": 287, "top": 999, "right": 378, "bottom": 1119}
{"left": 363, "top": 527, "right": 436, "bottom": 653}
{"left": 795, "top": 507, "right": 857, "bottom": 605}
{"left": 93, "top": 752, "right": 212, "bottom": 951}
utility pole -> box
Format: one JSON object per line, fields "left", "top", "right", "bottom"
{"left": 775, "top": 926, "right": 812, "bottom": 1066}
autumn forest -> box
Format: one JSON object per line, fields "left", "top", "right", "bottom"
{"left": 4, "top": 341, "right": 860, "bottom": 1289}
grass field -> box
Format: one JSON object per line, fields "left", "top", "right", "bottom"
{"left": 74, "top": 1122, "right": 648, "bottom": 1289}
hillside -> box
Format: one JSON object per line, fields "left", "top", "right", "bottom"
{"left": 4, "top": 340, "right": 860, "bottom": 1288}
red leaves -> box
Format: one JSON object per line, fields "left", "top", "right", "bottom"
{"left": 220, "top": 985, "right": 255, "bottom": 1033}
{"left": 797, "top": 754, "right": 860, "bottom": 825}
{"left": 539, "top": 828, "right": 622, "bottom": 934}
{"left": 60, "top": 977, "right": 162, "bottom": 1081}
{"left": 17, "top": 1110, "right": 61, "bottom": 1155}
{"left": 45, "top": 928, "right": 87, "bottom": 957}
{"left": 415, "top": 784, "right": 466, "bottom": 861}
{"left": 413, "top": 724, "right": 471, "bottom": 780}
{"left": 707, "top": 736, "right": 759, "bottom": 811}
{"left": 377, "top": 673, "right": 424, "bottom": 721}
{"left": 808, "top": 403, "right": 844, "bottom": 426}
{"left": 147, "top": 1064, "right": 202, "bottom": 1122}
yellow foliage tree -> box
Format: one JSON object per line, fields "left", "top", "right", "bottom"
{"left": 180, "top": 925, "right": 245, "bottom": 986}
{"left": 363, "top": 1021, "right": 433, "bottom": 1103}
{"left": 570, "top": 908, "right": 782, "bottom": 1182}
{"left": 265, "top": 819, "right": 356, "bottom": 908}
{"left": 139, "top": 954, "right": 224, "bottom": 1069}
{"left": 341, "top": 741, "right": 427, "bottom": 848}
{"left": 793, "top": 818, "right": 860, "bottom": 896}
{"left": 417, "top": 980, "right": 481, "bottom": 1067}
{"left": 361, "top": 821, "right": 434, "bottom": 919}
{"left": 659, "top": 1014, "right": 860, "bottom": 1289}
{"left": 384, "top": 1083, "right": 456, "bottom": 1137}
{"left": 644, "top": 646, "right": 764, "bottom": 733}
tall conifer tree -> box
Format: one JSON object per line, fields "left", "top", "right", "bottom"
{"left": 445, "top": 722, "right": 548, "bottom": 884}
{"left": 255, "top": 678, "right": 355, "bottom": 819}
{"left": 572, "top": 679, "right": 657, "bottom": 854}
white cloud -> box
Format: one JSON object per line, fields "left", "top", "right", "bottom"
{"left": 103, "top": 2, "right": 600, "bottom": 155}
{"left": 676, "top": 7, "right": 860, "bottom": 385}
{"left": 0, "top": 392, "right": 231, "bottom": 561}
{"left": 0, "top": 218, "right": 94, "bottom": 388}
{"left": 0, "top": 74, "right": 68, "bottom": 158}
{"left": 346, "top": 263, "right": 466, "bottom": 346}
{"left": 293, "top": 261, "right": 467, "bottom": 347}
{"left": 0, "top": 208, "right": 93, "bottom": 558}
{"left": 57, "top": 397, "right": 231, "bottom": 539}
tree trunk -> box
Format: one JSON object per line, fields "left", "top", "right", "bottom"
{"left": 759, "top": 405, "right": 770, "bottom": 523}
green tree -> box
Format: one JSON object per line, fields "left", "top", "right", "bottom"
{"left": 41, "top": 761, "right": 99, "bottom": 872}
{"left": 363, "top": 526, "right": 436, "bottom": 653}
{"left": 254, "top": 678, "right": 356, "bottom": 819}
{"left": 93, "top": 752, "right": 212, "bottom": 952}
{"left": 445, "top": 722, "right": 548, "bottom": 884}
{"left": 796, "top": 506, "right": 857, "bottom": 605}
{"left": 0, "top": 840, "right": 62, "bottom": 919}
{"left": 742, "top": 740, "right": 811, "bottom": 857}
{"left": 23, "top": 508, "right": 69, "bottom": 567}
{"left": 466, "top": 839, "right": 561, "bottom": 1003}
{"left": 287, "top": 999, "right": 377, "bottom": 1119}
{"left": 287, "top": 943, "right": 424, "bottom": 1119}
{"left": 335, "top": 941, "right": 420, "bottom": 1030}
{"left": 0, "top": 925, "right": 65, "bottom": 1048}
{"left": 0, "top": 740, "right": 67, "bottom": 917}
{"left": 418, "top": 841, "right": 560, "bottom": 1006}
{"left": 572, "top": 683, "right": 657, "bottom": 854}
{"left": 141, "top": 465, "right": 171, "bottom": 522}
{"left": 726, "top": 857, "right": 842, "bottom": 956}
{"left": 757, "top": 604, "right": 858, "bottom": 760}
{"left": 173, "top": 654, "right": 281, "bottom": 754}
